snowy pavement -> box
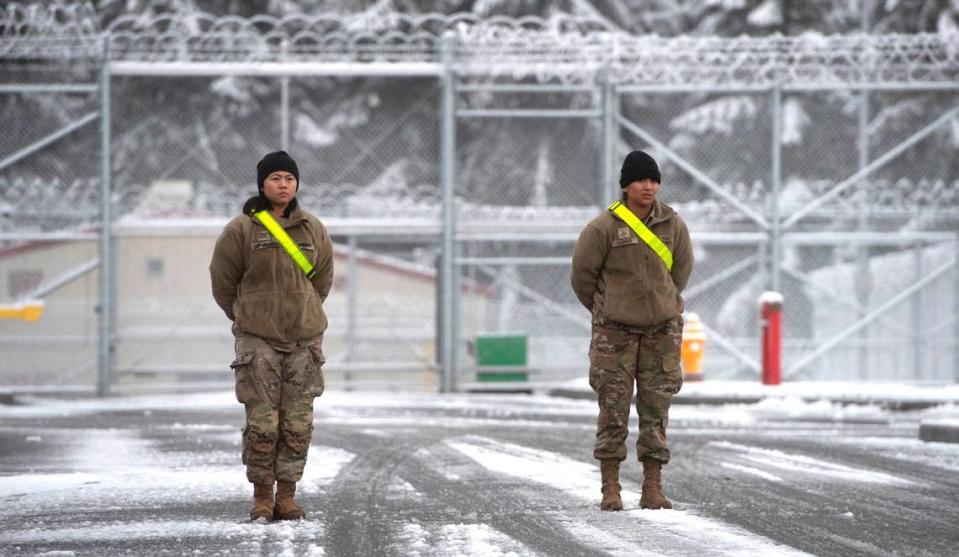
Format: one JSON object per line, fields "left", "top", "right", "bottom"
{"left": 553, "top": 378, "right": 959, "bottom": 443}
{"left": 1, "top": 389, "right": 958, "bottom": 556}
{"left": 551, "top": 378, "right": 959, "bottom": 409}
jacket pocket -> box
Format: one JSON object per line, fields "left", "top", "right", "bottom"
{"left": 306, "top": 343, "right": 326, "bottom": 398}
{"left": 230, "top": 351, "right": 257, "bottom": 404}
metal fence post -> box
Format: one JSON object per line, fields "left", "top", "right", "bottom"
{"left": 913, "top": 241, "right": 923, "bottom": 379}
{"left": 98, "top": 37, "right": 115, "bottom": 397}
{"left": 856, "top": 77, "right": 872, "bottom": 381}
{"left": 439, "top": 31, "right": 457, "bottom": 393}
{"left": 770, "top": 83, "right": 782, "bottom": 294}
{"left": 280, "top": 40, "right": 290, "bottom": 151}
{"left": 346, "top": 233, "right": 357, "bottom": 389}
{"left": 758, "top": 239, "right": 768, "bottom": 300}
{"left": 280, "top": 79, "right": 290, "bottom": 150}
{"left": 600, "top": 72, "right": 615, "bottom": 209}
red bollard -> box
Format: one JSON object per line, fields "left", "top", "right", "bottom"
{"left": 759, "top": 291, "right": 783, "bottom": 385}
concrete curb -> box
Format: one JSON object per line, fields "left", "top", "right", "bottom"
{"left": 919, "top": 421, "right": 959, "bottom": 444}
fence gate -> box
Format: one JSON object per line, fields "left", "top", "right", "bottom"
{"left": 0, "top": 22, "right": 105, "bottom": 393}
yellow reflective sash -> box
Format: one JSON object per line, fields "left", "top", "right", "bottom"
{"left": 253, "top": 210, "right": 317, "bottom": 279}
{"left": 608, "top": 200, "right": 673, "bottom": 271}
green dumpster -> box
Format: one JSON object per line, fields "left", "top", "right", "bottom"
{"left": 475, "top": 333, "right": 528, "bottom": 382}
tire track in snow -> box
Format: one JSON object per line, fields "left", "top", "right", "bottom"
{"left": 706, "top": 438, "right": 959, "bottom": 530}
{"left": 447, "top": 435, "right": 812, "bottom": 556}
{"left": 322, "top": 428, "right": 605, "bottom": 557}
{"left": 674, "top": 436, "right": 959, "bottom": 556}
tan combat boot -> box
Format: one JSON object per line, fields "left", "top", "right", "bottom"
{"left": 599, "top": 459, "right": 624, "bottom": 511}
{"left": 274, "top": 480, "right": 306, "bottom": 520}
{"left": 640, "top": 458, "right": 672, "bottom": 510}
{"left": 250, "top": 483, "right": 274, "bottom": 521}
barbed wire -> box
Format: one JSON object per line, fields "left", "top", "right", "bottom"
{"left": 0, "top": 1, "right": 98, "bottom": 38}
{"left": 1, "top": 2, "right": 957, "bottom": 86}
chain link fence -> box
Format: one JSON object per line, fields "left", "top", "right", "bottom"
{"left": 105, "top": 75, "right": 443, "bottom": 391}
{"left": 2, "top": 76, "right": 957, "bottom": 392}
{"left": 453, "top": 87, "right": 958, "bottom": 386}
{"left": 0, "top": 65, "right": 448, "bottom": 391}
{"left": 451, "top": 83, "right": 603, "bottom": 386}
{"left": 0, "top": 56, "right": 101, "bottom": 390}
{"left": 1, "top": 6, "right": 957, "bottom": 393}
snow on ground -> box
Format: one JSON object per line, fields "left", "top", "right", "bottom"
{"left": 681, "top": 380, "right": 959, "bottom": 404}
{"left": 0, "top": 424, "right": 353, "bottom": 502}
{"left": 921, "top": 417, "right": 959, "bottom": 427}
{"left": 709, "top": 441, "right": 914, "bottom": 485}
{"left": 720, "top": 462, "right": 784, "bottom": 482}
{"left": 832, "top": 435, "right": 959, "bottom": 473}
{"left": 0, "top": 391, "right": 237, "bottom": 418}
{"left": 385, "top": 477, "right": 425, "bottom": 503}
{"left": 560, "top": 378, "right": 959, "bottom": 405}
{"left": 447, "top": 436, "right": 601, "bottom": 501}
{"left": 0, "top": 391, "right": 595, "bottom": 421}
{"left": 746, "top": 395, "right": 889, "bottom": 422}
{"left": 2, "top": 386, "right": 959, "bottom": 555}
{"left": 320, "top": 413, "right": 596, "bottom": 431}
{"left": 395, "top": 521, "right": 534, "bottom": 557}
{"left": 446, "top": 435, "right": 810, "bottom": 557}
{"left": 4, "top": 520, "right": 327, "bottom": 557}
{"left": 667, "top": 398, "right": 891, "bottom": 427}
{"left": 3, "top": 382, "right": 958, "bottom": 426}
{"left": 0, "top": 417, "right": 353, "bottom": 552}
{"left": 434, "top": 523, "right": 533, "bottom": 557}
{"left": 919, "top": 402, "right": 959, "bottom": 419}
{"left": 298, "top": 446, "right": 356, "bottom": 495}
{"left": 395, "top": 522, "right": 432, "bottom": 555}
{"left": 2, "top": 518, "right": 319, "bottom": 546}
{"left": 0, "top": 472, "right": 100, "bottom": 497}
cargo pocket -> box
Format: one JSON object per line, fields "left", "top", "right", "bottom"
{"left": 660, "top": 351, "right": 683, "bottom": 395}
{"left": 588, "top": 349, "right": 620, "bottom": 393}
{"left": 306, "top": 343, "right": 326, "bottom": 398}
{"left": 230, "top": 351, "right": 257, "bottom": 404}
{"left": 589, "top": 349, "right": 630, "bottom": 442}
{"left": 588, "top": 329, "right": 629, "bottom": 393}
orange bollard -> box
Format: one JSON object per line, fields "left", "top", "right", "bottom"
{"left": 681, "top": 312, "right": 706, "bottom": 381}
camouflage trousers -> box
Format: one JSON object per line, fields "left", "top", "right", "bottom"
{"left": 231, "top": 334, "right": 326, "bottom": 484}
{"left": 588, "top": 316, "right": 683, "bottom": 464}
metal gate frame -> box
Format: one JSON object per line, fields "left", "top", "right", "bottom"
{"left": 0, "top": 43, "right": 110, "bottom": 394}
{"left": 447, "top": 76, "right": 606, "bottom": 391}
{"left": 613, "top": 80, "right": 959, "bottom": 380}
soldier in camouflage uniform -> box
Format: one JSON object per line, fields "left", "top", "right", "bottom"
{"left": 210, "top": 151, "right": 334, "bottom": 521}
{"left": 571, "top": 150, "right": 693, "bottom": 511}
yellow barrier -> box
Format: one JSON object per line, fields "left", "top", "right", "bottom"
{"left": 0, "top": 300, "right": 44, "bottom": 322}
{"left": 681, "top": 312, "right": 706, "bottom": 381}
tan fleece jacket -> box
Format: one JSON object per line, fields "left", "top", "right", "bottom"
{"left": 571, "top": 200, "right": 693, "bottom": 327}
{"left": 210, "top": 204, "right": 334, "bottom": 342}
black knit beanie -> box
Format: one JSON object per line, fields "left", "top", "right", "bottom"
{"left": 619, "top": 150, "right": 660, "bottom": 187}
{"left": 256, "top": 150, "right": 299, "bottom": 192}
